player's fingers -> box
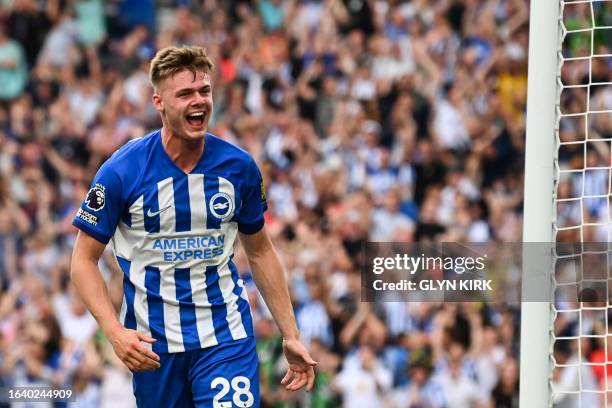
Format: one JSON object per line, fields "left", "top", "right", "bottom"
{"left": 285, "top": 374, "right": 298, "bottom": 390}
{"left": 136, "top": 332, "right": 157, "bottom": 344}
{"left": 287, "top": 371, "right": 306, "bottom": 390}
{"left": 127, "top": 348, "right": 148, "bottom": 366}
{"left": 140, "top": 354, "right": 160, "bottom": 369}
{"left": 128, "top": 352, "right": 158, "bottom": 372}
{"left": 132, "top": 363, "right": 153, "bottom": 372}
{"left": 287, "top": 373, "right": 303, "bottom": 390}
{"left": 124, "top": 356, "right": 140, "bottom": 371}
{"left": 294, "top": 372, "right": 308, "bottom": 390}
{"left": 306, "top": 366, "right": 315, "bottom": 391}
{"left": 281, "top": 369, "right": 293, "bottom": 385}
{"left": 284, "top": 370, "right": 300, "bottom": 389}
{"left": 136, "top": 343, "right": 160, "bottom": 362}
{"left": 137, "top": 359, "right": 159, "bottom": 372}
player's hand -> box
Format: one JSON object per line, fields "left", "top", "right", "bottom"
{"left": 108, "top": 328, "right": 160, "bottom": 372}
{"left": 281, "top": 338, "right": 317, "bottom": 392}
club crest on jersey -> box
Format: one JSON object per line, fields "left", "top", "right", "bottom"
{"left": 85, "top": 183, "right": 106, "bottom": 211}
{"left": 209, "top": 192, "right": 234, "bottom": 221}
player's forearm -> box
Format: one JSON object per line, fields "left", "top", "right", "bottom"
{"left": 70, "top": 257, "right": 123, "bottom": 338}
{"left": 249, "top": 246, "right": 300, "bottom": 340}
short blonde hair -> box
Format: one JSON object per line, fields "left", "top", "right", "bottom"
{"left": 149, "top": 46, "right": 214, "bottom": 90}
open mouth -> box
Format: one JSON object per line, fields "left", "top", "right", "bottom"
{"left": 186, "top": 111, "right": 205, "bottom": 127}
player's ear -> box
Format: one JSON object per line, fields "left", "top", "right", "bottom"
{"left": 152, "top": 91, "right": 163, "bottom": 112}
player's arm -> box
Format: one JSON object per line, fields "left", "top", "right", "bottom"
{"left": 70, "top": 230, "right": 160, "bottom": 371}
{"left": 239, "top": 227, "right": 317, "bottom": 391}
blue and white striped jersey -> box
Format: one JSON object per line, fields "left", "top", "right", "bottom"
{"left": 73, "top": 130, "right": 267, "bottom": 354}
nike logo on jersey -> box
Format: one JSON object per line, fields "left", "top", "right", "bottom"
{"left": 147, "top": 205, "right": 172, "bottom": 217}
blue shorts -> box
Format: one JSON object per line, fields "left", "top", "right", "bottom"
{"left": 132, "top": 337, "right": 260, "bottom": 408}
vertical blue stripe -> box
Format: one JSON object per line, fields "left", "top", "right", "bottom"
{"left": 145, "top": 266, "right": 168, "bottom": 353}
{"left": 143, "top": 183, "right": 160, "bottom": 233}
{"left": 228, "top": 258, "right": 254, "bottom": 337}
{"left": 204, "top": 265, "right": 232, "bottom": 343}
{"left": 204, "top": 175, "right": 221, "bottom": 230}
{"left": 173, "top": 177, "right": 191, "bottom": 232}
{"left": 174, "top": 268, "right": 200, "bottom": 350}
{"left": 117, "top": 256, "right": 136, "bottom": 330}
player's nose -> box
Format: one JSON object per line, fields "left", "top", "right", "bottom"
{"left": 193, "top": 93, "right": 208, "bottom": 107}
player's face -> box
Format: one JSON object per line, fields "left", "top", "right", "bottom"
{"left": 154, "top": 69, "right": 213, "bottom": 141}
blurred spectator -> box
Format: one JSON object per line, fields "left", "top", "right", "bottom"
{"left": 386, "top": 349, "right": 446, "bottom": 407}
{"left": 552, "top": 338, "right": 598, "bottom": 408}
{"left": 296, "top": 263, "right": 334, "bottom": 349}
{"left": 434, "top": 342, "right": 488, "bottom": 408}
{"left": 333, "top": 345, "right": 392, "bottom": 408}
{"left": 491, "top": 357, "right": 519, "bottom": 408}
{"left": 0, "top": 22, "right": 27, "bottom": 102}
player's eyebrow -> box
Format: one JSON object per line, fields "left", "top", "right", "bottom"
{"left": 175, "top": 85, "right": 211, "bottom": 96}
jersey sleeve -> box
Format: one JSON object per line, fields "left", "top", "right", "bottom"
{"left": 72, "top": 161, "right": 125, "bottom": 244}
{"left": 238, "top": 158, "right": 268, "bottom": 234}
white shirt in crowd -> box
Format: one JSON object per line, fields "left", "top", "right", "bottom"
{"left": 552, "top": 354, "right": 598, "bottom": 408}
{"left": 434, "top": 99, "right": 470, "bottom": 151}
{"left": 101, "top": 367, "right": 137, "bottom": 408}
{"left": 52, "top": 294, "right": 98, "bottom": 346}
{"left": 334, "top": 355, "right": 393, "bottom": 408}
{"left": 434, "top": 370, "right": 488, "bottom": 408}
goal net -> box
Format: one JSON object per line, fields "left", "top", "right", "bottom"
{"left": 523, "top": 0, "right": 612, "bottom": 406}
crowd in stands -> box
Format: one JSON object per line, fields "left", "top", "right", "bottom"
{"left": 0, "top": 0, "right": 610, "bottom": 407}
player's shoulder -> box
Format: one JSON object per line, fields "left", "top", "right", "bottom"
{"left": 109, "top": 130, "right": 159, "bottom": 164}
{"left": 93, "top": 130, "right": 159, "bottom": 197}
{"left": 102, "top": 130, "right": 160, "bottom": 175}
{"left": 206, "top": 132, "right": 257, "bottom": 168}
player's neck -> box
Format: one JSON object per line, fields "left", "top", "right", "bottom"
{"left": 161, "top": 127, "right": 205, "bottom": 174}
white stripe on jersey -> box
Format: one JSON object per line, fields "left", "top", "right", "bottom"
{"left": 217, "top": 259, "right": 247, "bottom": 341}
{"left": 157, "top": 177, "right": 185, "bottom": 352}
{"left": 236, "top": 275, "right": 254, "bottom": 332}
{"left": 159, "top": 261, "right": 185, "bottom": 353}
{"left": 113, "top": 195, "right": 144, "bottom": 260}
{"left": 190, "top": 265, "right": 218, "bottom": 348}
{"left": 131, "top": 258, "right": 153, "bottom": 345}
{"left": 119, "top": 293, "right": 127, "bottom": 326}
{"left": 157, "top": 177, "right": 175, "bottom": 235}
{"left": 236, "top": 276, "right": 251, "bottom": 307}
{"left": 188, "top": 174, "right": 207, "bottom": 233}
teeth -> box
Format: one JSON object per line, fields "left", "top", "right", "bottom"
{"left": 187, "top": 112, "right": 204, "bottom": 118}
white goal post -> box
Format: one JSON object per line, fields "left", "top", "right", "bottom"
{"left": 522, "top": 0, "right": 612, "bottom": 406}
{"left": 520, "top": 0, "right": 560, "bottom": 405}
